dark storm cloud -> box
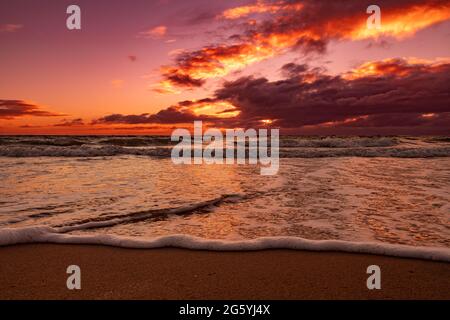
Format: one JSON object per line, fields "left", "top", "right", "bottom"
{"left": 214, "top": 60, "right": 450, "bottom": 128}
{"left": 0, "top": 100, "right": 63, "bottom": 119}
{"left": 93, "top": 106, "right": 217, "bottom": 125}
{"left": 95, "top": 58, "right": 450, "bottom": 134}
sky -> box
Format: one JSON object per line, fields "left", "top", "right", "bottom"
{"left": 1, "top": 0, "right": 449, "bottom": 135}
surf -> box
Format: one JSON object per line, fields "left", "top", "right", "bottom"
{"left": 0, "top": 226, "right": 449, "bottom": 262}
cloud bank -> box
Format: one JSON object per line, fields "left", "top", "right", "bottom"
{"left": 157, "top": 0, "right": 450, "bottom": 91}
{"left": 96, "top": 58, "right": 450, "bottom": 134}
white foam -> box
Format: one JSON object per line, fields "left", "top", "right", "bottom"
{"left": 0, "top": 145, "right": 170, "bottom": 157}
{"left": 0, "top": 226, "right": 449, "bottom": 262}
{"left": 280, "top": 146, "right": 450, "bottom": 158}
{"left": 280, "top": 137, "right": 399, "bottom": 148}
{"left": 1, "top": 144, "right": 449, "bottom": 158}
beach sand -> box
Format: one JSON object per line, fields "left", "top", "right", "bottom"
{"left": 0, "top": 244, "right": 448, "bottom": 300}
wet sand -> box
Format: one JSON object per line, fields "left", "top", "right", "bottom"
{"left": 0, "top": 244, "right": 448, "bottom": 300}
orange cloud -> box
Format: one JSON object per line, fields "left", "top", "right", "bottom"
{"left": 158, "top": 0, "right": 450, "bottom": 90}
{"left": 220, "top": 0, "right": 303, "bottom": 20}
{"left": 343, "top": 57, "right": 450, "bottom": 79}
{"left": 158, "top": 42, "right": 276, "bottom": 91}
{"left": 351, "top": 3, "right": 450, "bottom": 40}
{"left": 138, "top": 25, "right": 167, "bottom": 39}
{"left": 190, "top": 100, "right": 240, "bottom": 118}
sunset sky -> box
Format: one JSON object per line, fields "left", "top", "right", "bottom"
{"left": 1, "top": 0, "right": 449, "bottom": 135}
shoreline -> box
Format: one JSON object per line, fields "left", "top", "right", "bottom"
{"left": 0, "top": 244, "right": 449, "bottom": 300}
{"left": 1, "top": 227, "right": 449, "bottom": 262}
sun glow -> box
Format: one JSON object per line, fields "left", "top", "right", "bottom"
{"left": 351, "top": 4, "right": 450, "bottom": 40}
{"left": 343, "top": 57, "right": 450, "bottom": 80}
{"left": 191, "top": 101, "right": 240, "bottom": 118}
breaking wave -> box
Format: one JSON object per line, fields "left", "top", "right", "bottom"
{"left": 0, "top": 226, "right": 448, "bottom": 262}
{"left": 0, "top": 145, "right": 171, "bottom": 157}
{"left": 0, "top": 136, "right": 173, "bottom": 147}
{"left": 279, "top": 146, "right": 450, "bottom": 158}
{"left": 0, "top": 144, "right": 449, "bottom": 158}
{"left": 0, "top": 135, "right": 448, "bottom": 158}
{"left": 280, "top": 136, "right": 399, "bottom": 148}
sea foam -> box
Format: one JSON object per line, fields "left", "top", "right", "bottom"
{"left": 1, "top": 145, "right": 449, "bottom": 158}
{"left": 0, "top": 226, "right": 449, "bottom": 262}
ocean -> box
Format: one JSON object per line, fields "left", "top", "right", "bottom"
{"left": 0, "top": 135, "right": 449, "bottom": 261}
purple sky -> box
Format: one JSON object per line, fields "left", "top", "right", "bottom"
{"left": 1, "top": 0, "right": 449, "bottom": 135}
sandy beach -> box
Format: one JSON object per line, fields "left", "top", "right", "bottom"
{"left": 0, "top": 244, "right": 448, "bottom": 300}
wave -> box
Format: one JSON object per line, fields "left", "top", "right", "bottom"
{"left": 97, "top": 136, "right": 173, "bottom": 146}
{"left": 1, "top": 144, "right": 449, "bottom": 158}
{"left": 0, "top": 136, "right": 173, "bottom": 147}
{"left": 279, "top": 146, "right": 450, "bottom": 158}
{"left": 55, "top": 194, "right": 242, "bottom": 232}
{"left": 280, "top": 136, "right": 399, "bottom": 148}
{"left": 0, "top": 137, "right": 86, "bottom": 147}
{"left": 0, "top": 145, "right": 171, "bottom": 157}
{"left": 0, "top": 226, "right": 448, "bottom": 262}
{"left": 426, "top": 136, "right": 450, "bottom": 143}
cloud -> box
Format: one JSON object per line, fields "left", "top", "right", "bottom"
{"left": 138, "top": 25, "right": 167, "bottom": 39}
{"left": 111, "top": 125, "right": 165, "bottom": 131}
{"left": 158, "top": 0, "right": 450, "bottom": 90}
{"left": 213, "top": 59, "right": 450, "bottom": 130}
{"left": 160, "top": 68, "right": 206, "bottom": 88}
{"left": 93, "top": 102, "right": 221, "bottom": 125}
{"left": 328, "top": 112, "right": 450, "bottom": 128}
{"left": 343, "top": 57, "right": 450, "bottom": 80}
{"left": 95, "top": 58, "right": 450, "bottom": 134}
{"left": 0, "top": 100, "right": 64, "bottom": 119}
{"left": 220, "top": 0, "right": 304, "bottom": 20}
{"left": 0, "top": 24, "right": 23, "bottom": 33}
{"left": 93, "top": 97, "right": 240, "bottom": 125}
{"left": 19, "top": 124, "right": 43, "bottom": 128}
{"left": 53, "top": 118, "right": 84, "bottom": 127}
